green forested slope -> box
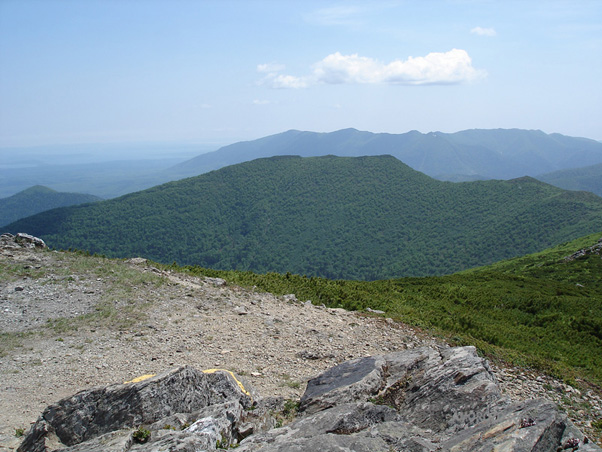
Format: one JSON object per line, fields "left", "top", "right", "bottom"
{"left": 6, "top": 155, "right": 602, "bottom": 280}
{"left": 0, "top": 185, "right": 101, "bottom": 227}
{"left": 538, "top": 162, "right": 602, "bottom": 197}
{"left": 184, "top": 232, "right": 602, "bottom": 385}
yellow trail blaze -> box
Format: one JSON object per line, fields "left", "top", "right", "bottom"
{"left": 202, "top": 368, "right": 252, "bottom": 398}
{"left": 124, "top": 374, "right": 156, "bottom": 384}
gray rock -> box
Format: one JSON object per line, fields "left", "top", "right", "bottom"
{"left": 388, "top": 346, "right": 503, "bottom": 433}
{"left": 236, "top": 402, "right": 398, "bottom": 452}
{"left": 300, "top": 345, "right": 503, "bottom": 435}
{"left": 442, "top": 398, "right": 567, "bottom": 451}
{"left": 299, "top": 355, "right": 385, "bottom": 414}
{"left": 205, "top": 277, "right": 227, "bottom": 286}
{"left": 15, "top": 232, "right": 47, "bottom": 249}
{"left": 53, "top": 429, "right": 134, "bottom": 452}
{"left": 1, "top": 232, "right": 46, "bottom": 250}
{"left": 365, "top": 307, "right": 385, "bottom": 314}
{"left": 18, "top": 366, "right": 252, "bottom": 451}
{"left": 18, "top": 346, "right": 601, "bottom": 452}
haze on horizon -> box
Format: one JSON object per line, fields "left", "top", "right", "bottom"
{"left": 1, "top": 0, "right": 601, "bottom": 151}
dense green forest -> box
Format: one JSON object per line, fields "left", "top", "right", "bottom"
{"left": 6, "top": 155, "right": 602, "bottom": 280}
{"left": 0, "top": 185, "right": 101, "bottom": 227}
{"left": 538, "top": 162, "right": 602, "bottom": 197}
{"left": 180, "top": 232, "right": 602, "bottom": 386}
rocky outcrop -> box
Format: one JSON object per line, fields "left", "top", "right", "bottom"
{"left": 0, "top": 232, "right": 46, "bottom": 249}
{"left": 18, "top": 346, "right": 600, "bottom": 451}
{"left": 17, "top": 367, "right": 259, "bottom": 452}
{"left": 564, "top": 237, "right": 602, "bottom": 261}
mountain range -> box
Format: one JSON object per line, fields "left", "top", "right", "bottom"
{"left": 3, "top": 128, "right": 602, "bottom": 203}
{"left": 6, "top": 155, "right": 602, "bottom": 280}
{"left": 168, "top": 128, "right": 602, "bottom": 182}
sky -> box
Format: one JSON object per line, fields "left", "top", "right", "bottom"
{"left": 0, "top": 0, "right": 601, "bottom": 149}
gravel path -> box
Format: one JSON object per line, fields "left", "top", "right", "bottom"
{"left": 1, "top": 240, "right": 600, "bottom": 449}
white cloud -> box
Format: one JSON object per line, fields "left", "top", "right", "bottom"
{"left": 252, "top": 99, "right": 271, "bottom": 105}
{"left": 257, "top": 63, "right": 310, "bottom": 89}
{"left": 471, "top": 26, "right": 497, "bottom": 37}
{"left": 269, "top": 74, "right": 310, "bottom": 89}
{"left": 257, "top": 63, "right": 286, "bottom": 73}
{"left": 259, "top": 49, "right": 485, "bottom": 88}
{"left": 305, "top": 5, "right": 364, "bottom": 26}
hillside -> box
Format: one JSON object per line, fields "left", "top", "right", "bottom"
{"left": 167, "top": 128, "right": 602, "bottom": 181}
{"left": 1, "top": 234, "right": 601, "bottom": 448}
{"left": 538, "top": 162, "right": 602, "bottom": 197}
{"left": 6, "top": 155, "right": 602, "bottom": 280}
{"left": 0, "top": 185, "right": 101, "bottom": 227}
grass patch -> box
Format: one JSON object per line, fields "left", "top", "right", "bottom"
{"left": 45, "top": 298, "right": 153, "bottom": 334}
{"left": 0, "top": 261, "right": 46, "bottom": 281}
{"left": 279, "top": 374, "right": 302, "bottom": 389}
{"left": 273, "top": 399, "right": 300, "bottom": 428}
{"left": 0, "top": 331, "right": 35, "bottom": 357}
{"left": 37, "top": 252, "right": 166, "bottom": 335}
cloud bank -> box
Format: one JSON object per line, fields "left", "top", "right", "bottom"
{"left": 259, "top": 49, "right": 484, "bottom": 88}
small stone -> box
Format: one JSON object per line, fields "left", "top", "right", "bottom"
{"left": 234, "top": 306, "right": 248, "bottom": 315}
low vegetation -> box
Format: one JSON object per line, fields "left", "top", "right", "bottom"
{"left": 179, "top": 232, "right": 602, "bottom": 387}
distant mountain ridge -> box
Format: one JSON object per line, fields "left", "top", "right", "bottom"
{"left": 7, "top": 155, "right": 602, "bottom": 280}
{"left": 0, "top": 185, "right": 101, "bottom": 227}
{"left": 3, "top": 129, "right": 601, "bottom": 200}
{"left": 167, "top": 128, "right": 602, "bottom": 181}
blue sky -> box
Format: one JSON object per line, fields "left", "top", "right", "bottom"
{"left": 0, "top": 0, "right": 601, "bottom": 148}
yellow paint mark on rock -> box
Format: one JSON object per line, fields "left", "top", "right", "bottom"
{"left": 124, "top": 374, "right": 156, "bottom": 384}
{"left": 203, "top": 369, "right": 251, "bottom": 398}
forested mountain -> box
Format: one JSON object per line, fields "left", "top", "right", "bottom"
{"left": 537, "top": 162, "right": 602, "bottom": 197}
{"left": 3, "top": 129, "right": 600, "bottom": 200}
{"left": 0, "top": 185, "right": 101, "bottom": 227}
{"left": 167, "top": 128, "right": 602, "bottom": 181}
{"left": 6, "top": 155, "right": 602, "bottom": 280}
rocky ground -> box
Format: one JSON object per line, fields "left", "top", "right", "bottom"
{"left": 1, "top": 237, "right": 601, "bottom": 450}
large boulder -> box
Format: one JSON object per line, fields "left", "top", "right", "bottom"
{"left": 237, "top": 346, "right": 600, "bottom": 452}
{"left": 300, "top": 345, "right": 503, "bottom": 433}
{"left": 18, "top": 367, "right": 254, "bottom": 452}
{"left": 1, "top": 232, "right": 47, "bottom": 250}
